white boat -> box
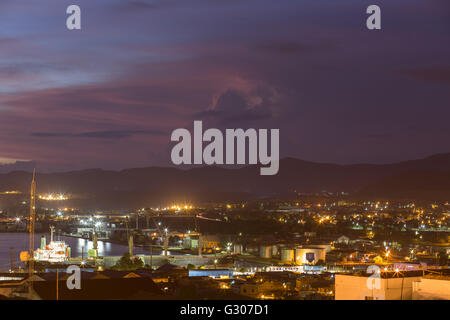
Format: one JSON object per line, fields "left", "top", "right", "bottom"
{"left": 34, "top": 226, "right": 70, "bottom": 263}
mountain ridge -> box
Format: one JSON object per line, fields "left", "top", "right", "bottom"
{"left": 0, "top": 153, "right": 449, "bottom": 209}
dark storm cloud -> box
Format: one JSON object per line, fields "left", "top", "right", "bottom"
{"left": 31, "top": 129, "right": 165, "bottom": 140}
{"left": 195, "top": 89, "right": 275, "bottom": 127}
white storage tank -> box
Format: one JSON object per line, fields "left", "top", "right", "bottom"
{"left": 280, "top": 248, "right": 295, "bottom": 263}
{"left": 234, "top": 244, "right": 243, "bottom": 255}
{"left": 271, "top": 245, "right": 278, "bottom": 257}
{"left": 245, "top": 244, "right": 259, "bottom": 254}
{"left": 259, "top": 245, "right": 272, "bottom": 259}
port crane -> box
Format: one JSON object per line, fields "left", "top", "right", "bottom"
{"left": 141, "top": 208, "right": 204, "bottom": 259}
{"left": 28, "top": 169, "right": 36, "bottom": 293}
{"left": 193, "top": 214, "right": 203, "bottom": 256}
{"left": 148, "top": 213, "right": 168, "bottom": 256}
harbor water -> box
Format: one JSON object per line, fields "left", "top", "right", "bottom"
{"left": 0, "top": 232, "right": 172, "bottom": 271}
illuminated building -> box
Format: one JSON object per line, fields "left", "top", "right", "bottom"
{"left": 335, "top": 272, "right": 422, "bottom": 300}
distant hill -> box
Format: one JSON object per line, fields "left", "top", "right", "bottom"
{"left": 0, "top": 160, "right": 36, "bottom": 174}
{"left": 0, "top": 154, "right": 449, "bottom": 209}
{"left": 357, "top": 170, "right": 450, "bottom": 201}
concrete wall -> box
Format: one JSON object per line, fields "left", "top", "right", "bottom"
{"left": 412, "top": 278, "right": 450, "bottom": 300}
{"left": 335, "top": 274, "right": 421, "bottom": 300}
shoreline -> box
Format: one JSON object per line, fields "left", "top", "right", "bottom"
{"left": 61, "top": 232, "right": 199, "bottom": 255}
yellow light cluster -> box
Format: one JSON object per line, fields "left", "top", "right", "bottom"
{"left": 220, "top": 283, "right": 230, "bottom": 289}
{"left": 166, "top": 204, "right": 194, "bottom": 211}
{"left": 39, "top": 193, "right": 68, "bottom": 201}
{"left": 317, "top": 215, "right": 331, "bottom": 224}
{"left": 0, "top": 190, "right": 21, "bottom": 195}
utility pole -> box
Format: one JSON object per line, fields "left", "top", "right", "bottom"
{"left": 129, "top": 234, "right": 134, "bottom": 257}
{"left": 198, "top": 234, "right": 203, "bottom": 257}
{"left": 50, "top": 225, "right": 55, "bottom": 242}
{"left": 164, "top": 235, "right": 168, "bottom": 257}
{"left": 56, "top": 268, "right": 59, "bottom": 301}
{"left": 125, "top": 216, "right": 129, "bottom": 240}
{"left": 400, "top": 276, "right": 404, "bottom": 300}
{"left": 136, "top": 213, "right": 139, "bottom": 230}
{"left": 10, "top": 247, "right": 14, "bottom": 272}
{"left": 149, "top": 214, "right": 167, "bottom": 257}
{"left": 150, "top": 245, "right": 153, "bottom": 274}
{"left": 93, "top": 226, "right": 98, "bottom": 261}
{"left": 195, "top": 215, "right": 202, "bottom": 257}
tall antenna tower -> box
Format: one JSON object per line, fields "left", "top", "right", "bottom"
{"left": 28, "top": 169, "right": 36, "bottom": 292}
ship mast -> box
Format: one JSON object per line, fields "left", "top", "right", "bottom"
{"left": 28, "top": 169, "right": 36, "bottom": 292}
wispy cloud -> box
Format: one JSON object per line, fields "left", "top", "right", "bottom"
{"left": 31, "top": 129, "right": 165, "bottom": 140}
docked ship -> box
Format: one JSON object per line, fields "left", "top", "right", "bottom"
{"left": 34, "top": 226, "right": 71, "bottom": 263}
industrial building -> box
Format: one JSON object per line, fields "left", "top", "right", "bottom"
{"left": 295, "top": 247, "right": 327, "bottom": 265}
{"left": 335, "top": 272, "right": 421, "bottom": 300}
{"left": 280, "top": 248, "right": 295, "bottom": 264}
{"left": 412, "top": 275, "right": 450, "bottom": 300}
{"left": 259, "top": 245, "right": 277, "bottom": 259}
{"left": 335, "top": 270, "right": 450, "bottom": 300}
{"left": 188, "top": 269, "right": 234, "bottom": 279}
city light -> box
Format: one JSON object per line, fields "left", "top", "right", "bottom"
{"left": 39, "top": 193, "right": 69, "bottom": 201}
{"left": 169, "top": 204, "right": 194, "bottom": 211}
{"left": 0, "top": 190, "right": 21, "bottom": 195}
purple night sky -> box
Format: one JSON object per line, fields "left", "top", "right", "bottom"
{"left": 0, "top": 0, "right": 449, "bottom": 172}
